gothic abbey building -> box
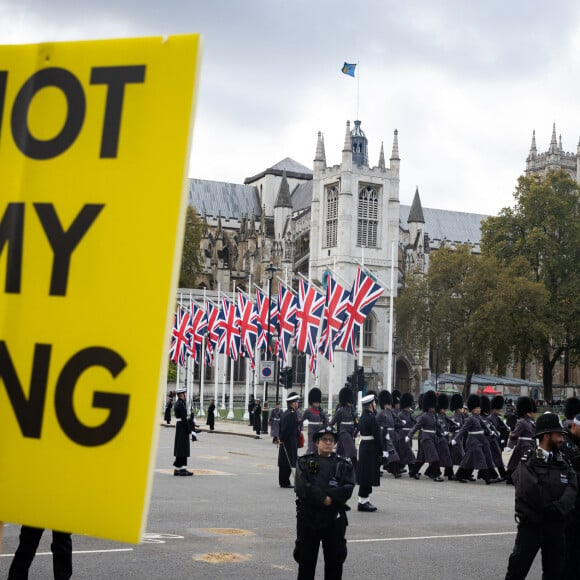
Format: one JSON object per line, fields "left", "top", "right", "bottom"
{"left": 186, "top": 122, "right": 577, "bottom": 400}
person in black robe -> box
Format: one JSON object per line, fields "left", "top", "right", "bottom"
{"left": 253, "top": 399, "right": 262, "bottom": 438}
{"left": 173, "top": 388, "right": 193, "bottom": 476}
{"left": 278, "top": 392, "right": 301, "bottom": 488}
{"left": 206, "top": 398, "right": 216, "bottom": 431}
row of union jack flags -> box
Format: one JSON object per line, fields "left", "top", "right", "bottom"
{"left": 168, "top": 267, "right": 384, "bottom": 371}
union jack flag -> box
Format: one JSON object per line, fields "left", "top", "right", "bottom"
{"left": 335, "top": 268, "right": 384, "bottom": 356}
{"left": 276, "top": 284, "right": 297, "bottom": 366}
{"left": 204, "top": 300, "right": 223, "bottom": 366}
{"left": 188, "top": 301, "right": 207, "bottom": 363}
{"left": 295, "top": 278, "right": 325, "bottom": 357}
{"left": 169, "top": 307, "right": 192, "bottom": 367}
{"left": 237, "top": 292, "right": 258, "bottom": 369}
{"left": 309, "top": 350, "right": 318, "bottom": 375}
{"left": 318, "top": 276, "right": 351, "bottom": 363}
{"left": 256, "top": 286, "right": 278, "bottom": 353}
{"left": 217, "top": 296, "right": 241, "bottom": 360}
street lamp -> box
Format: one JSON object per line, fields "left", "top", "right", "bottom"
{"left": 434, "top": 345, "right": 439, "bottom": 393}
{"left": 264, "top": 262, "right": 277, "bottom": 404}
{"left": 563, "top": 338, "right": 569, "bottom": 398}
{"left": 392, "top": 335, "right": 398, "bottom": 391}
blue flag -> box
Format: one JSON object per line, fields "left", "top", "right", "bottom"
{"left": 341, "top": 62, "right": 356, "bottom": 77}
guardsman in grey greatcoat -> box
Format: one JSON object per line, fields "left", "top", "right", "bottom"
{"left": 376, "top": 390, "right": 402, "bottom": 478}
{"left": 302, "top": 387, "right": 327, "bottom": 453}
{"left": 278, "top": 392, "right": 301, "bottom": 488}
{"left": 407, "top": 390, "right": 443, "bottom": 481}
{"left": 356, "top": 393, "right": 382, "bottom": 512}
{"left": 434, "top": 393, "right": 454, "bottom": 480}
{"left": 488, "top": 395, "right": 510, "bottom": 450}
{"left": 480, "top": 395, "right": 506, "bottom": 481}
{"left": 505, "top": 396, "right": 536, "bottom": 485}
{"left": 331, "top": 387, "right": 358, "bottom": 469}
{"left": 173, "top": 388, "right": 193, "bottom": 476}
{"left": 449, "top": 393, "right": 466, "bottom": 468}
{"left": 269, "top": 402, "right": 283, "bottom": 444}
{"left": 396, "top": 392, "right": 416, "bottom": 470}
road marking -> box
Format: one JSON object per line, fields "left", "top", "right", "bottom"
{"left": 350, "top": 531, "right": 516, "bottom": 543}
{"left": 1, "top": 549, "right": 133, "bottom": 558}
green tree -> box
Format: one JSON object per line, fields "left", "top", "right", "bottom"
{"left": 481, "top": 169, "right": 580, "bottom": 401}
{"left": 179, "top": 206, "right": 203, "bottom": 288}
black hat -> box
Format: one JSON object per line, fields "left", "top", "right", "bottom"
{"left": 378, "top": 390, "right": 393, "bottom": 408}
{"left": 436, "top": 393, "right": 449, "bottom": 411}
{"left": 516, "top": 396, "right": 536, "bottom": 418}
{"left": 400, "top": 392, "right": 414, "bottom": 409}
{"left": 450, "top": 393, "right": 464, "bottom": 411}
{"left": 422, "top": 390, "right": 437, "bottom": 412}
{"left": 534, "top": 412, "right": 566, "bottom": 438}
{"left": 308, "top": 387, "right": 322, "bottom": 405}
{"left": 313, "top": 425, "right": 339, "bottom": 442}
{"left": 339, "top": 386, "right": 354, "bottom": 405}
{"left": 467, "top": 394, "right": 481, "bottom": 412}
{"left": 392, "top": 389, "right": 401, "bottom": 405}
{"left": 564, "top": 397, "right": 580, "bottom": 420}
{"left": 480, "top": 396, "right": 491, "bottom": 415}
{"left": 491, "top": 395, "right": 504, "bottom": 410}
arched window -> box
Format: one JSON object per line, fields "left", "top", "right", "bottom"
{"left": 357, "top": 185, "right": 379, "bottom": 247}
{"left": 325, "top": 185, "right": 338, "bottom": 248}
{"left": 363, "top": 313, "right": 375, "bottom": 348}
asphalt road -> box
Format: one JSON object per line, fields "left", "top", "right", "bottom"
{"left": 1, "top": 422, "right": 543, "bottom": 579}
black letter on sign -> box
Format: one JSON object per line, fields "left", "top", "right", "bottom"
{"left": 34, "top": 203, "right": 104, "bottom": 296}
{"left": 90, "top": 66, "right": 146, "bottom": 158}
{"left": 55, "top": 347, "right": 129, "bottom": 447}
{"left": 0, "top": 341, "right": 51, "bottom": 439}
{"left": 11, "top": 68, "right": 86, "bottom": 159}
{"left": 0, "top": 203, "right": 24, "bottom": 293}
{"left": 0, "top": 71, "right": 8, "bottom": 146}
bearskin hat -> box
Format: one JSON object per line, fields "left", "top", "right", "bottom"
{"left": 339, "top": 386, "right": 354, "bottom": 406}
{"left": 480, "top": 396, "right": 491, "bottom": 415}
{"left": 418, "top": 393, "right": 424, "bottom": 411}
{"left": 564, "top": 397, "right": 580, "bottom": 420}
{"left": 467, "top": 394, "right": 482, "bottom": 412}
{"left": 378, "top": 390, "right": 392, "bottom": 408}
{"left": 516, "top": 396, "right": 536, "bottom": 418}
{"left": 422, "top": 390, "right": 437, "bottom": 412}
{"left": 491, "top": 395, "right": 504, "bottom": 410}
{"left": 436, "top": 393, "right": 449, "bottom": 411}
{"left": 308, "top": 387, "right": 322, "bottom": 406}
{"left": 400, "top": 392, "right": 414, "bottom": 409}
{"left": 450, "top": 393, "right": 464, "bottom": 411}
{"left": 392, "top": 389, "right": 401, "bottom": 405}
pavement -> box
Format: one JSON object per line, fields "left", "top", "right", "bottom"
{"left": 1, "top": 421, "right": 545, "bottom": 579}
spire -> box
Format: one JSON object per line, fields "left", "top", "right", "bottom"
{"left": 350, "top": 120, "right": 368, "bottom": 166}
{"left": 342, "top": 120, "right": 351, "bottom": 152}
{"left": 408, "top": 186, "right": 425, "bottom": 223}
{"left": 378, "top": 141, "right": 385, "bottom": 169}
{"left": 390, "top": 129, "right": 400, "bottom": 160}
{"left": 550, "top": 123, "right": 558, "bottom": 152}
{"left": 314, "top": 131, "right": 326, "bottom": 165}
{"left": 559, "top": 134, "right": 563, "bottom": 151}
{"left": 321, "top": 134, "right": 326, "bottom": 163}
{"left": 529, "top": 130, "right": 537, "bottom": 154}
{"left": 274, "top": 169, "right": 292, "bottom": 208}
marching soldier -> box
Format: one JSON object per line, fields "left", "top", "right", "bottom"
{"left": 269, "top": 401, "right": 283, "bottom": 444}
{"left": 396, "top": 392, "right": 417, "bottom": 470}
{"left": 505, "top": 396, "right": 536, "bottom": 485}
{"left": 449, "top": 393, "right": 466, "bottom": 468}
{"left": 172, "top": 388, "right": 193, "bottom": 476}
{"left": 356, "top": 392, "right": 382, "bottom": 512}
{"left": 376, "top": 390, "right": 402, "bottom": 478}
{"left": 505, "top": 412, "right": 577, "bottom": 579}
{"left": 480, "top": 396, "right": 506, "bottom": 481}
{"left": 331, "top": 387, "right": 359, "bottom": 468}
{"left": 434, "top": 393, "right": 454, "bottom": 480}
{"left": 302, "top": 387, "right": 327, "bottom": 453}
{"left": 278, "top": 392, "right": 301, "bottom": 488}
{"left": 488, "top": 395, "right": 510, "bottom": 450}
{"left": 293, "top": 426, "right": 355, "bottom": 579}
{"left": 563, "top": 396, "right": 580, "bottom": 430}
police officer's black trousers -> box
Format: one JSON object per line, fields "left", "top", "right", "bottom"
{"left": 564, "top": 516, "right": 580, "bottom": 578}
{"left": 8, "top": 526, "right": 72, "bottom": 580}
{"left": 294, "top": 515, "right": 347, "bottom": 580}
{"left": 505, "top": 522, "right": 565, "bottom": 580}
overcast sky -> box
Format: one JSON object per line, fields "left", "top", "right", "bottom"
{"left": 3, "top": 0, "right": 580, "bottom": 215}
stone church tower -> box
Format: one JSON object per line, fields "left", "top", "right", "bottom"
{"left": 309, "top": 120, "right": 400, "bottom": 405}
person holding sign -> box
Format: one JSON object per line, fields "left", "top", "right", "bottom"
{"left": 173, "top": 388, "right": 193, "bottom": 476}
{"left": 8, "top": 526, "right": 72, "bottom": 579}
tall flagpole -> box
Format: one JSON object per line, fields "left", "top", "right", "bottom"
{"left": 243, "top": 275, "right": 252, "bottom": 421}
{"left": 386, "top": 241, "right": 396, "bottom": 392}
{"left": 356, "top": 60, "right": 360, "bottom": 121}
{"left": 357, "top": 249, "right": 364, "bottom": 415}
{"left": 227, "top": 281, "right": 236, "bottom": 419}
{"left": 198, "top": 288, "right": 207, "bottom": 417}
{"left": 214, "top": 283, "right": 221, "bottom": 416}
{"left": 176, "top": 292, "right": 182, "bottom": 391}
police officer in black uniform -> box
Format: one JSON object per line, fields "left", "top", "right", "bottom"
{"left": 278, "top": 392, "right": 301, "bottom": 488}
{"left": 505, "top": 412, "right": 578, "bottom": 579}
{"left": 561, "top": 412, "right": 580, "bottom": 577}
{"left": 293, "top": 426, "right": 355, "bottom": 580}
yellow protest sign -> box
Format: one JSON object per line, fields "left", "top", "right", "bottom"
{"left": 0, "top": 34, "right": 201, "bottom": 543}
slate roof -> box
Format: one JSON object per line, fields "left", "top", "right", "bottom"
{"left": 291, "top": 181, "right": 313, "bottom": 212}
{"left": 400, "top": 205, "right": 488, "bottom": 245}
{"left": 188, "top": 178, "right": 261, "bottom": 219}
{"left": 244, "top": 157, "right": 313, "bottom": 184}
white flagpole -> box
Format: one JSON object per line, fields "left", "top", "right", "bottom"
{"left": 243, "top": 275, "right": 252, "bottom": 421}
{"left": 198, "top": 288, "right": 207, "bottom": 417}
{"left": 227, "top": 281, "right": 236, "bottom": 419}
{"left": 357, "top": 250, "right": 363, "bottom": 415}
{"left": 175, "top": 292, "right": 182, "bottom": 391}
{"left": 215, "top": 283, "right": 221, "bottom": 415}
{"left": 282, "top": 268, "right": 289, "bottom": 409}
{"left": 386, "top": 241, "right": 396, "bottom": 392}
{"left": 303, "top": 265, "right": 313, "bottom": 410}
